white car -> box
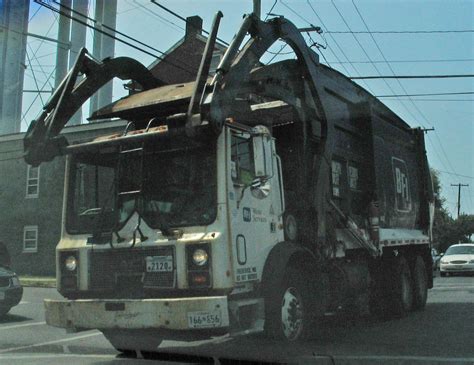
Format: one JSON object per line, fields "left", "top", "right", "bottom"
{"left": 440, "top": 243, "right": 474, "bottom": 277}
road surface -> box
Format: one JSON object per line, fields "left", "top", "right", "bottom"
{"left": 0, "top": 275, "right": 473, "bottom": 364}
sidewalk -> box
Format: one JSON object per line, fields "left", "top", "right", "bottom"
{"left": 19, "top": 276, "right": 56, "bottom": 288}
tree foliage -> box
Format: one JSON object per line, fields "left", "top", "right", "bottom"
{"left": 431, "top": 169, "right": 474, "bottom": 252}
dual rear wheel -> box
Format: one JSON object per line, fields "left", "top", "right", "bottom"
{"left": 370, "top": 254, "right": 428, "bottom": 318}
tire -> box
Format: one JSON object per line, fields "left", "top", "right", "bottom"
{"left": 101, "top": 330, "right": 162, "bottom": 354}
{"left": 0, "top": 306, "right": 11, "bottom": 317}
{"left": 264, "top": 266, "right": 325, "bottom": 341}
{"left": 411, "top": 256, "right": 428, "bottom": 311}
{"left": 388, "top": 256, "right": 413, "bottom": 317}
{"left": 440, "top": 271, "right": 447, "bottom": 277}
{"left": 368, "top": 275, "right": 388, "bottom": 319}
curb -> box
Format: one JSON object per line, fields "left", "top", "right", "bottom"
{"left": 19, "top": 277, "right": 56, "bottom": 288}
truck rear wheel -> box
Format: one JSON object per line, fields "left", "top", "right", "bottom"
{"left": 101, "top": 329, "right": 162, "bottom": 354}
{"left": 388, "top": 256, "right": 413, "bottom": 317}
{"left": 411, "top": 256, "right": 428, "bottom": 311}
{"left": 264, "top": 266, "right": 322, "bottom": 341}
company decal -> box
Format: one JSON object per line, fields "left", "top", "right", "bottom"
{"left": 252, "top": 208, "right": 267, "bottom": 223}
{"left": 243, "top": 207, "right": 251, "bottom": 222}
{"left": 236, "top": 266, "right": 257, "bottom": 282}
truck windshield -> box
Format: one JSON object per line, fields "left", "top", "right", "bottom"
{"left": 66, "top": 144, "right": 217, "bottom": 234}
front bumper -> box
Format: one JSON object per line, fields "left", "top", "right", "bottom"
{"left": 0, "top": 286, "right": 23, "bottom": 308}
{"left": 440, "top": 263, "right": 474, "bottom": 273}
{"left": 45, "top": 296, "right": 229, "bottom": 332}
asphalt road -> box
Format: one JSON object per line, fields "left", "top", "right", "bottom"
{"left": 0, "top": 275, "right": 473, "bottom": 364}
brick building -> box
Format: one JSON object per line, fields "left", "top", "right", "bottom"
{"left": 0, "top": 16, "right": 226, "bottom": 276}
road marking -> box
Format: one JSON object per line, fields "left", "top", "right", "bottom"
{"left": 0, "top": 321, "right": 46, "bottom": 331}
{"left": 333, "top": 355, "right": 474, "bottom": 362}
{"left": 0, "top": 332, "right": 101, "bottom": 354}
{"left": 18, "top": 301, "right": 30, "bottom": 305}
{"left": 431, "top": 286, "right": 474, "bottom": 290}
{"left": 0, "top": 354, "right": 119, "bottom": 360}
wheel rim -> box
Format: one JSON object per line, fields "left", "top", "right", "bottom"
{"left": 281, "top": 286, "right": 304, "bottom": 341}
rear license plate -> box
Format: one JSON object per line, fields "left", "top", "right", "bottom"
{"left": 187, "top": 311, "right": 222, "bottom": 329}
{"left": 146, "top": 255, "right": 173, "bottom": 272}
{"left": 0, "top": 292, "right": 5, "bottom": 300}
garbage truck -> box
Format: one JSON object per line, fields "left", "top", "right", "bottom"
{"left": 24, "top": 12, "right": 434, "bottom": 351}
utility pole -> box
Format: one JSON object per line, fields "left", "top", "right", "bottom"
{"left": 253, "top": 0, "right": 261, "bottom": 19}
{"left": 451, "top": 183, "right": 469, "bottom": 218}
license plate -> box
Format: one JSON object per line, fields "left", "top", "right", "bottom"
{"left": 146, "top": 256, "right": 173, "bottom": 272}
{"left": 187, "top": 311, "right": 222, "bottom": 329}
{"left": 0, "top": 292, "right": 5, "bottom": 300}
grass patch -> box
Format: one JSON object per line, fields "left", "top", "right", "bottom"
{"left": 19, "top": 276, "right": 56, "bottom": 288}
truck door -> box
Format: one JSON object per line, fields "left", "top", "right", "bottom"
{"left": 227, "top": 127, "right": 284, "bottom": 288}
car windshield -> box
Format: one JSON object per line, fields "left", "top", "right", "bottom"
{"left": 67, "top": 143, "right": 217, "bottom": 234}
{"left": 445, "top": 246, "right": 474, "bottom": 255}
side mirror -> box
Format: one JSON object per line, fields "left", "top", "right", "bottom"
{"left": 440, "top": 253, "right": 444, "bottom": 257}
{"left": 252, "top": 127, "right": 273, "bottom": 180}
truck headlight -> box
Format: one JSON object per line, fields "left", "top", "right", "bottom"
{"left": 65, "top": 256, "right": 77, "bottom": 271}
{"left": 192, "top": 249, "right": 208, "bottom": 267}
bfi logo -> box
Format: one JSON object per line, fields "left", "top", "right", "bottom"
{"left": 392, "top": 157, "right": 411, "bottom": 212}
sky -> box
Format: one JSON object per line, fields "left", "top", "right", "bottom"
{"left": 21, "top": 0, "right": 474, "bottom": 217}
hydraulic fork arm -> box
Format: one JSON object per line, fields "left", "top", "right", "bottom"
{"left": 24, "top": 48, "right": 159, "bottom": 166}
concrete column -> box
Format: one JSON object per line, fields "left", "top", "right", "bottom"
{"left": 89, "top": 0, "right": 117, "bottom": 116}
{"left": 68, "top": 0, "right": 88, "bottom": 125}
{"left": 55, "top": 0, "right": 72, "bottom": 88}
{"left": 0, "top": 0, "right": 29, "bottom": 135}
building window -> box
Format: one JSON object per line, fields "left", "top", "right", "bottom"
{"left": 23, "top": 226, "right": 38, "bottom": 253}
{"left": 26, "top": 165, "right": 40, "bottom": 198}
{"left": 331, "top": 160, "right": 343, "bottom": 197}
{"left": 348, "top": 164, "right": 359, "bottom": 191}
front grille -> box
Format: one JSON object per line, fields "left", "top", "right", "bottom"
{"left": 0, "top": 277, "right": 10, "bottom": 288}
{"left": 450, "top": 260, "right": 468, "bottom": 264}
{"left": 89, "top": 247, "right": 175, "bottom": 290}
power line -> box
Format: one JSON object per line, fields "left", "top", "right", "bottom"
{"left": 351, "top": 74, "right": 474, "bottom": 80}
{"left": 436, "top": 170, "right": 474, "bottom": 180}
{"left": 326, "top": 29, "right": 474, "bottom": 34}
{"left": 36, "top": 0, "right": 194, "bottom": 76}
{"left": 394, "top": 98, "right": 474, "bottom": 102}
{"left": 302, "top": 0, "right": 371, "bottom": 90}
{"left": 127, "top": 0, "right": 184, "bottom": 33}
{"left": 376, "top": 91, "right": 474, "bottom": 98}
{"left": 150, "top": 0, "right": 230, "bottom": 46}
{"left": 264, "top": 0, "right": 278, "bottom": 21}
{"left": 330, "top": 58, "right": 474, "bottom": 64}
{"left": 349, "top": 1, "right": 460, "bottom": 182}
{"left": 331, "top": 0, "right": 418, "bottom": 121}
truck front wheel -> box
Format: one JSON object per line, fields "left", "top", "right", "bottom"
{"left": 264, "top": 266, "right": 319, "bottom": 341}
{"left": 411, "top": 256, "right": 428, "bottom": 311}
